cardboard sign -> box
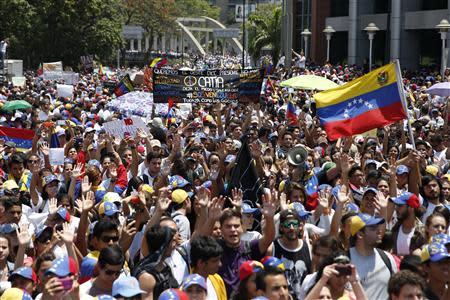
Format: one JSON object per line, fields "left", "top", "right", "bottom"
{"left": 57, "top": 84, "right": 74, "bottom": 98}
{"left": 11, "top": 77, "right": 26, "bottom": 87}
{"left": 43, "top": 61, "right": 63, "bottom": 71}
{"left": 102, "top": 116, "right": 149, "bottom": 138}
{"left": 49, "top": 148, "right": 65, "bottom": 166}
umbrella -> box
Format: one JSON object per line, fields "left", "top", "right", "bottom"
{"left": 426, "top": 82, "right": 450, "bottom": 97}
{"left": 280, "top": 75, "right": 339, "bottom": 91}
{"left": 1, "top": 100, "right": 32, "bottom": 111}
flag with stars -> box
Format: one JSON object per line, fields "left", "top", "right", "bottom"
{"left": 313, "top": 62, "right": 407, "bottom": 140}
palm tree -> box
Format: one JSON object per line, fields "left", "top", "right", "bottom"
{"left": 247, "top": 6, "right": 281, "bottom": 65}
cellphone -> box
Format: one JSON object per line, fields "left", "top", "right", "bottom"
{"left": 58, "top": 277, "right": 73, "bottom": 291}
{"left": 126, "top": 213, "right": 136, "bottom": 225}
{"left": 335, "top": 265, "right": 352, "bottom": 276}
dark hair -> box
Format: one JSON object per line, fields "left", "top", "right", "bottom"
{"left": 219, "top": 208, "right": 242, "bottom": 226}
{"left": 146, "top": 151, "right": 161, "bottom": 162}
{"left": 145, "top": 225, "right": 176, "bottom": 253}
{"left": 2, "top": 196, "right": 21, "bottom": 211}
{"left": 348, "top": 165, "right": 363, "bottom": 178}
{"left": 312, "top": 236, "right": 339, "bottom": 254}
{"left": 190, "top": 236, "right": 223, "bottom": 267}
{"left": 8, "top": 154, "right": 24, "bottom": 166}
{"left": 307, "top": 250, "right": 348, "bottom": 294}
{"left": 255, "top": 268, "right": 286, "bottom": 292}
{"left": 34, "top": 252, "right": 56, "bottom": 273}
{"left": 0, "top": 234, "right": 14, "bottom": 262}
{"left": 387, "top": 270, "right": 425, "bottom": 297}
{"left": 125, "top": 177, "right": 144, "bottom": 197}
{"left": 93, "top": 219, "right": 119, "bottom": 239}
{"left": 434, "top": 205, "right": 450, "bottom": 221}
{"left": 421, "top": 175, "right": 443, "bottom": 202}
{"left": 98, "top": 244, "right": 125, "bottom": 268}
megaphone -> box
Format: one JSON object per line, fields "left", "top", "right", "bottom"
{"left": 287, "top": 145, "right": 308, "bottom": 166}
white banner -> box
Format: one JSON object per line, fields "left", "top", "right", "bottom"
{"left": 102, "top": 117, "right": 150, "bottom": 138}
{"left": 57, "top": 84, "right": 74, "bottom": 98}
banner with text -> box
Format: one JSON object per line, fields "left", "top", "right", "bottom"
{"left": 153, "top": 68, "right": 263, "bottom": 104}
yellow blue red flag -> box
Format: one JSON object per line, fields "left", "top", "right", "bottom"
{"left": 114, "top": 74, "right": 134, "bottom": 97}
{"left": 313, "top": 62, "right": 407, "bottom": 140}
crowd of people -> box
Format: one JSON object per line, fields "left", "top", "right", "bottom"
{"left": 0, "top": 53, "right": 448, "bottom": 300}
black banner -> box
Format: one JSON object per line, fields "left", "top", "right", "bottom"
{"left": 153, "top": 68, "right": 263, "bottom": 104}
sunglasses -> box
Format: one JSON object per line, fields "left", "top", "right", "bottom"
{"left": 100, "top": 235, "right": 119, "bottom": 243}
{"left": 28, "top": 159, "right": 39, "bottom": 164}
{"left": 282, "top": 220, "right": 300, "bottom": 229}
{"left": 104, "top": 269, "right": 122, "bottom": 276}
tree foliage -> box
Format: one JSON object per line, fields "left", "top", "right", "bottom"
{"left": 247, "top": 4, "right": 282, "bottom": 64}
{"left": 0, "top": 0, "right": 123, "bottom": 68}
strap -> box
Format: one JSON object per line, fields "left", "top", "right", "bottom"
{"left": 375, "top": 248, "right": 393, "bottom": 276}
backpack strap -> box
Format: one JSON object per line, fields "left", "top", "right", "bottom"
{"left": 243, "top": 240, "right": 252, "bottom": 256}
{"left": 176, "top": 246, "right": 190, "bottom": 271}
{"left": 375, "top": 248, "right": 393, "bottom": 276}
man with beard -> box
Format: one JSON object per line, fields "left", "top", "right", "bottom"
{"left": 390, "top": 192, "right": 425, "bottom": 256}
{"left": 272, "top": 206, "right": 311, "bottom": 299}
{"left": 421, "top": 175, "right": 444, "bottom": 223}
{"left": 349, "top": 213, "right": 397, "bottom": 300}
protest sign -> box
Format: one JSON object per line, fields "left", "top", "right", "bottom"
{"left": 80, "top": 55, "right": 94, "bottom": 72}
{"left": 57, "top": 84, "right": 74, "bottom": 98}
{"left": 102, "top": 116, "right": 150, "bottom": 138}
{"left": 49, "top": 148, "right": 65, "bottom": 166}
{"left": 43, "top": 61, "right": 63, "bottom": 72}
{"left": 62, "top": 72, "right": 79, "bottom": 85}
{"left": 11, "top": 77, "right": 26, "bottom": 87}
{"left": 153, "top": 68, "right": 263, "bottom": 104}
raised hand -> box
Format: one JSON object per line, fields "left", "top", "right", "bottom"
{"left": 280, "top": 192, "right": 289, "bottom": 211}
{"left": 81, "top": 175, "right": 91, "bottom": 194}
{"left": 48, "top": 198, "right": 58, "bottom": 215}
{"left": 318, "top": 188, "right": 331, "bottom": 209}
{"left": 60, "top": 222, "right": 74, "bottom": 244}
{"left": 208, "top": 196, "right": 225, "bottom": 220}
{"left": 337, "top": 185, "right": 351, "bottom": 206}
{"left": 16, "top": 224, "right": 31, "bottom": 247}
{"left": 260, "top": 193, "right": 276, "bottom": 218}
{"left": 340, "top": 153, "right": 351, "bottom": 174}
{"left": 40, "top": 142, "right": 49, "bottom": 156}
{"left": 156, "top": 188, "right": 171, "bottom": 212}
{"left": 121, "top": 220, "right": 137, "bottom": 242}
{"left": 230, "top": 188, "right": 243, "bottom": 209}
{"left": 196, "top": 186, "right": 211, "bottom": 208}
{"left": 136, "top": 128, "right": 149, "bottom": 140}
{"left": 80, "top": 191, "right": 95, "bottom": 213}
{"left": 71, "top": 163, "right": 84, "bottom": 179}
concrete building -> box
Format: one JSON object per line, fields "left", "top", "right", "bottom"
{"left": 295, "top": 0, "right": 450, "bottom": 70}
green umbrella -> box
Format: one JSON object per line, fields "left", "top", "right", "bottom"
{"left": 280, "top": 75, "right": 339, "bottom": 91}
{"left": 1, "top": 100, "right": 33, "bottom": 111}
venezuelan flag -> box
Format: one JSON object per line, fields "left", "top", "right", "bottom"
{"left": 114, "top": 74, "right": 134, "bottom": 97}
{"left": 150, "top": 57, "right": 162, "bottom": 68}
{"left": 313, "top": 62, "right": 407, "bottom": 140}
{"left": 286, "top": 100, "right": 297, "bottom": 125}
{"left": 0, "top": 127, "right": 35, "bottom": 152}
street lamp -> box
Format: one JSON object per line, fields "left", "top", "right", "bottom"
{"left": 301, "top": 28, "right": 312, "bottom": 60}
{"left": 436, "top": 19, "right": 450, "bottom": 78}
{"left": 364, "top": 23, "right": 379, "bottom": 71}
{"left": 323, "top": 25, "right": 335, "bottom": 63}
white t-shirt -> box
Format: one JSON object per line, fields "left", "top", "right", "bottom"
{"left": 421, "top": 202, "right": 441, "bottom": 224}
{"left": 396, "top": 225, "right": 415, "bottom": 256}
{"left": 241, "top": 231, "right": 262, "bottom": 242}
{"left": 165, "top": 247, "right": 190, "bottom": 285}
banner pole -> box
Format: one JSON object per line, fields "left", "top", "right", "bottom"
{"left": 394, "top": 59, "right": 415, "bottom": 150}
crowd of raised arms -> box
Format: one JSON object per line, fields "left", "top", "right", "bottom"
{"left": 0, "top": 53, "right": 448, "bottom": 300}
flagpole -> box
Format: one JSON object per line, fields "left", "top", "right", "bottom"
{"left": 394, "top": 59, "right": 416, "bottom": 149}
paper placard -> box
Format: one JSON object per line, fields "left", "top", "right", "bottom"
{"left": 11, "top": 77, "right": 26, "bottom": 87}
{"left": 49, "top": 148, "right": 65, "bottom": 166}
{"left": 102, "top": 117, "right": 149, "bottom": 138}
{"left": 57, "top": 84, "right": 74, "bottom": 98}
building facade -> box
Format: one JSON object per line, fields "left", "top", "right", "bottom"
{"left": 296, "top": 0, "right": 450, "bottom": 70}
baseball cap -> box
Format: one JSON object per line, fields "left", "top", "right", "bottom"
{"left": 102, "top": 192, "right": 122, "bottom": 204}
{"left": 396, "top": 165, "right": 410, "bottom": 175}
{"left": 171, "top": 189, "right": 189, "bottom": 204}
{"left": 239, "top": 260, "right": 264, "bottom": 281}
{"left": 242, "top": 202, "right": 258, "bottom": 215}
{"left": 364, "top": 159, "right": 379, "bottom": 168}
{"left": 362, "top": 187, "right": 378, "bottom": 197}
{"left": 4, "top": 141, "right": 16, "bottom": 148}
{"left": 431, "top": 233, "right": 450, "bottom": 245}
{"left": 85, "top": 127, "right": 95, "bottom": 133}
{"left": 425, "top": 165, "right": 439, "bottom": 177}
{"left": 2, "top": 180, "right": 19, "bottom": 191}
{"left": 45, "top": 256, "right": 78, "bottom": 277}
{"left": 390, "top": 192, "right": 420, "bottom": 209}
{"left": 260, "top": 256, "right": 285, "bottom": 270}
{"left": 98, "top": 202, "right": 119, "bottom": 217}
{"left": 158, "top": 289, "right": 189, "bottom": 300}
{"left": 182, "top": 274, "right": 207, "bottom": 291}
{"left": 421, "top": 242, "right": 450, "bottom": 263}
{"left": 225, "top": 154, "right": 236, "bottom": 163}
{"left": 288, "top": 202, "right": 311, "bottom": 219}
{"left": 349, "top": 213, "right": 385, "bottom": 236}
{"left": 9, "top": 267, "right": 37, "bottom": 283}
{"left": 169, "top": 175, "right": 191, "bottom": 189}
{"left": 150, "top": 139, "right": 162, "bottom": 149}
{"left": 0, "top": 288, "right": 33, "bottom": 300}
{"left": 112, "top": 276, "right": 146, "bottom": 298}
{"left": 0, "top": 223, "right": 18, "bottom": 234}
{"left": 87, "top": 159, "right": 101, "bottom": 169}
{"left": 92, "top": 296, "right": 115, "bottom": 300}
{"left": 252, "top": 297, "right": 269, "bottom": 300}
{"left": 34, "top": 224, "right": 53, "bottom": 241}
{"left": 42, "top": 174, "right": 59, "bottom": 187}
{"left": 56, "top": 207, "right": 71, "bottom": 222}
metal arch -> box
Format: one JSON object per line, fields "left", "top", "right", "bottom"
{"left": 176, "top": 20, "right": 206, "bottom": 56}
{"left": 201, "top": 16, "right": 243, "bottom": 53}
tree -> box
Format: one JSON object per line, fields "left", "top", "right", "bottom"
{"left": 247, "top": 4, "right": 282, "bottom": 64}
{"left": 0, "top": 0, "right": 124, "bottom": 68}
{"left": 174, "top": 0, "right": 220, "bottom": 20}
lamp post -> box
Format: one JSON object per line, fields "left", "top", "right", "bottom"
{"left": 301, "top": 28, "right": 312, "bottom": 60}
{"left": 436, "top": 19, "right": 450, "bottom": 78}
{"left": 242, "top": 0, "right": 246, "bottom": 68}
{"left": 364, "top": 23, "right": 379, "bottom": 71}
{"left": 323, "top": 25, "right": 335, "bottom": 63}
